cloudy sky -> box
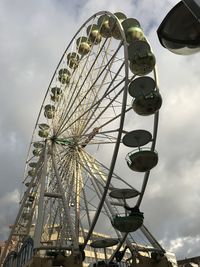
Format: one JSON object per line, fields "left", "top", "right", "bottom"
{"left": 0, "top": 0, "right": 200, "bottom": 261}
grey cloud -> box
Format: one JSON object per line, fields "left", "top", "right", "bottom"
{"left": 0, "top": 0, "right": 200, "bottom": 261}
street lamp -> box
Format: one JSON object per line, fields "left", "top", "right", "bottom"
{"left": 157, "top": 0, "right": 200, "bottom": 55}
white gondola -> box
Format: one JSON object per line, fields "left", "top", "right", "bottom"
{"left": 58, "top": 69, "right": 71, "bottom": 84}
{"left": 122, "top": 18, "right": 144, "bottom": 43}
{"left": 44, "top": 104, "right": 55, "bottom": 119}
{"left": 51, "top": 87, "right": 62, "bottom": 102}
{"left": 76, "top": 36, "right": 91, "bottom": 55}
{"left": 38, "top": 123, "right": 50, "bottom": 138}
{"left": 87, "top": 24, "right": 102, "bottom": 44}
{"left": 97, "top": 14, "right": 112, "bottom": 38}
{"left": 67, "top": 52, "right": 80, "bottom": 69}
{"left": 128, "top": 40, "right": 156, "bottom": 76}
{"left": 126, "top": 147, "right": 158, "bottom": 172}
{"left": 109, "top": 12, "right": 127, "bottom": 40}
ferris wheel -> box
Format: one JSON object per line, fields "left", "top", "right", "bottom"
{"left": 1, "top": 11, "right": 165, "bottom": 267}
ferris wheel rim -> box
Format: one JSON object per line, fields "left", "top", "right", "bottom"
{"left": 0, "top": 10, "right": 163, "bottom": 267}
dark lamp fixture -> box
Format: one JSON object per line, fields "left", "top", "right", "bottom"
{"left": 157, "top": 0, "right": 200, "bottom": 55}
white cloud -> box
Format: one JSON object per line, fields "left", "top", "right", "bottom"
{"left": 0, "top": 189, "right": 20, "bottom": 239}
{"left": 165, "top": 236, "right": 200, "bottom": 259}
{"left": 0, "top": 189, "right": 19, "bottom": 207}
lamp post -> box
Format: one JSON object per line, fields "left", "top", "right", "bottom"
{"left": 157, "top": 0, "right": 200, "bottom": 55}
